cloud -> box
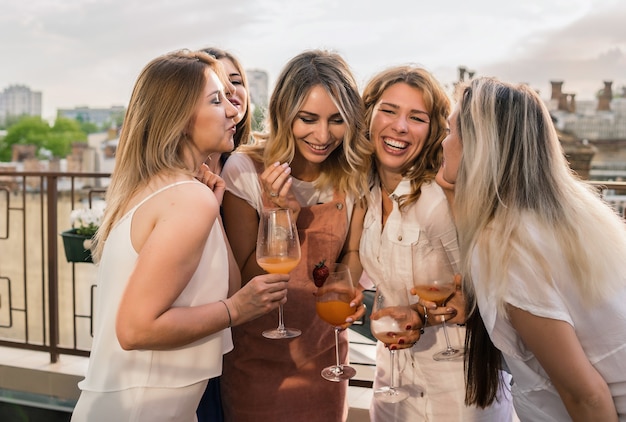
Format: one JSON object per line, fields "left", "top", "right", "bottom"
{"left": 1, "top": 0, "right": 624, "bottom": 118}
{"left": 478, "top": 1, "right": 626, "bottom": 99}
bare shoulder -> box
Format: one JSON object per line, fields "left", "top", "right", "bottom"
{"left": 158, "top": 180, "right": 219, "bottom": 221}
{"left": 133, "top": 178, "right": 220, "bottom": 238}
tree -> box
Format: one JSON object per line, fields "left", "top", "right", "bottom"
{"left": 252, "top": 105, "right": 267, "bottom": 132}
{"left": 0, "top": 116, "right": 87, "bottom": 162}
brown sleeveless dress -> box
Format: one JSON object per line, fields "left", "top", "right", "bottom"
{"left": 221, "top": 190, "right": 350, "bottom": 422}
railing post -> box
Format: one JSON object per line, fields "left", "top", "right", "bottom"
{"left": 46, "top": 174, "right": 60, "bottom": 363}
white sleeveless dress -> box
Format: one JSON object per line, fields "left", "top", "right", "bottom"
{"left": 71, "top": 181, "right": 233, "bottom": 422}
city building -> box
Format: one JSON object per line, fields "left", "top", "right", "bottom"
{"left": 57, "top": 105, "right": 126, "bottom": 128}
{"left": 247, "top": 68, "right": 269, "bottom": 107}
{"left": 547, "top": 80, "right": 626, "bottom": 182}
{"left": 0, "top": 84, "right": 42, "bottom": 125}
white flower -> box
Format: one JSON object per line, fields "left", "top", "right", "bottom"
{"left": 70, "top": 201, "right": 105, "bottom": 237}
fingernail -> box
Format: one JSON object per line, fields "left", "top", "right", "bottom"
{"left": 345, "top": 318, "right": 353, "bottom": 323}
{"left": 273, "top": 161, "right": 280, "bottom": 167}
{"left": 284, "top": 167, "right": 291, "bottom": 174}
{"left": 405, "top": 324, "right": 412, "bottom": 330}
{"left": 281, "top": 162, "right": 289, "bottom": 169}
{"left": 398, "top": 339, "right": 405, "bottom": 344}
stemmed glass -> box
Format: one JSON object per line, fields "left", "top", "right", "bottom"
{"left": 412, "top": 237, "right": 464, "bottom": 360}
{"left": 256, "top": 208, "right": 301, "bottom": 339}
{"left": 369, "top": 282, "right": 413, "bottom": 403}
{"left": 315, "top": 263, "right": 357, "bottom": 382}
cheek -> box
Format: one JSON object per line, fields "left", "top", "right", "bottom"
{"left": 330, "top": 125, "right": 346, "bottom": 141}
{"left": 291, "top": 121, "right": 307, "bottom": 139}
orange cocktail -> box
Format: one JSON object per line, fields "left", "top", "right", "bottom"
{"left": 257, "top": 256, "right": 300, "bottom": 274}
{"left": 412, "top": 284, "right": 455, "bottom": 306}
{"left": 316, "top": 300, "right": 353, "bottom": 326}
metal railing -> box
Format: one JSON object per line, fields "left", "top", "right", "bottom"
{"left": 0, "top": 170, "right": 109, "bottom": 363}
{"left": 0, "top": 171, "right": 623, "bottom": 367}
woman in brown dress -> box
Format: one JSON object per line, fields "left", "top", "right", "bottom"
{"left": 220, "top": 49, "right": 371, "bottom": 422}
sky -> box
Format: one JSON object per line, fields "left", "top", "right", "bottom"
{"left": 1, "top": 0, "right": 626, "bottom": 121}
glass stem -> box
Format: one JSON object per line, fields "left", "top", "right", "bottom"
{"left": 277, "top": 304, "right": 286, "bottom": 333}
{"left": 441, "top": 317, "right": 454, "bottom": 351}
{"left": 334, "top": 328, "right": 341, "bottom": 370}
{"left": 389, "top": 349, "right": 398, "bottom": 389}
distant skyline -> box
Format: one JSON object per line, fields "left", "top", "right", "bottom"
{"left": 1, "top": 0, "right": 625, "bottom": 120}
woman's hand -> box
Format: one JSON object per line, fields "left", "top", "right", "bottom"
{"left": 370, "top": 306, "right": 423, "bottom": 350}
{"left": 260, "top": 162, "right": 301, "bottom": 220}
{"left": 196, "top": 163, "right": 226, "bottom": 204}
{"left": 228, "top": 273, "right": 289, "bottom": 326}
{"left": 329, "top": 288, "right": 366, "bottom": 331}
{"left": 411, "top": 274, "right": 465, "bottom": 325}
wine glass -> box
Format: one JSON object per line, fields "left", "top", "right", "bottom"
{"left": 370, "top": 282, "right": 413, "bottom": 403}
{"left": 315, "top": 263, "right": 357, "bottom": 382}
{"left": 256, "top": 208, "right": 301, "bottom": 339}
{"left": 412, "top": 237, "right": 464, "bottom": 361}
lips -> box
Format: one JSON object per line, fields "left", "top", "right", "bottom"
{"left": 383, "top": 137, "right": 409, "bottom": 151}
{"left": 304, "top": 140, "right": 330, "bottom": 152}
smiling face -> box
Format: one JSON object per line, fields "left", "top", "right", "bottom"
{"left": 370, "top": 82, "right": 431, "bottom": 175}
{"left": 188, "top": 68, "right": 239, "bottom": 157}
{"left": 219, "top": 57, "right": 248, "bottom": 124}
{"left": 441, "top": 104, "right": 462, "bottom": 185}
{"left": 291, "top": 84, "right": 345, "bottom": 170}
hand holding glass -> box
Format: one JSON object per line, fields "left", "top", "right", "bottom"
{"left": 412, "top": 238, "right": 464, "bottom": 360}
{"left": 315, "top": 263, "right": 357, "bottom": 382}
{"left": 256, "top": 208, "right": 301, "bottom": 339}
{"left": 370, "top": 283, "right": 413, "bottom": 403}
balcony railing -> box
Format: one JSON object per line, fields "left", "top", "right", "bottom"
{"left": 0, "top": 171, "right": 623, "bottom": 366}
{"left": 0, "top": 170, "right": 109, "bottom": 364}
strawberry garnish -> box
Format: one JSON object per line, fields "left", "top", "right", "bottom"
{"left": 312, "top": 260, "right": 330, "bottom": 287}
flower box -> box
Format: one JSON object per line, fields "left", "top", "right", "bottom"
{"left": 60, "top": 228, "right": 94, "bottom": 263}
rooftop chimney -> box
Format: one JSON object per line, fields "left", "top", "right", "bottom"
{"left": 597, "top": 80, "right": 613, "bottom": 111}
{"left": 458, "top": 66, "right": 467, "bottom": 82}
{"left": 558, "top": 93, "right": 569, "bottom": 111}
{"left": 550, "top": 81, "right": 564, "bottom": 101}
{"left": 568, "top": 93, "right": 576, "bottom": 113}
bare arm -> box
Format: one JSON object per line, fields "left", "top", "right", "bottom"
{"left": 116, "top": 184, "right": 288, "bottom": 350}
{"left": 222, "top": 191, "right": 265, "bottom": 285}
{"left": 507, "top": 305, "right": 617, "bottom": 421}
{"left": 341, "top": 199, "right": 366, "bottom": 285}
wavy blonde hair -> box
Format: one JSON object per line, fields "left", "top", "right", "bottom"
{"left": 362, "top": 65, "right": 450, "bottom": 210}
{"left": 92, "top": 49, "right": 226, "bottom": 260}
{"left": 238, "top": 49, "right": 372, "bottom": 199}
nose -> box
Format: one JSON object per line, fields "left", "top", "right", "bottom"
{"left": 313, "top": 121, "right": 331, "bottom": 143}
{"left": 392, "top": 116, "right": 408, "bottom": 134}
{"left": 225, "top": 100, "right": 238, "bottom": 119}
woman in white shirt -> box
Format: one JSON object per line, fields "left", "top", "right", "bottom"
{"left": 443, "top": 76, "right": 626, "bottom": 421}
{"left": 359, "top": 66, "right": 514, "bottom": 421}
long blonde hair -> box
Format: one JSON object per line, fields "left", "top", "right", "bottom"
{"left": 459, "top": 76, "right": 626, "bottom": 408}
{"left": 238, "top": 49, "right": 372, "bottom": 199}
{"left": 93, "top": 50, "right": 226, "bottom": 260}
{"left": 456, "top": 77, "right": 626, "bottom": 311}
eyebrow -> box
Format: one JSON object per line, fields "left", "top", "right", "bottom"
{"left": 379, "top": 101, "right": 430, "bottom": 117}
{"left": 298, "top": 110, "right": 342, "bottom": 119}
